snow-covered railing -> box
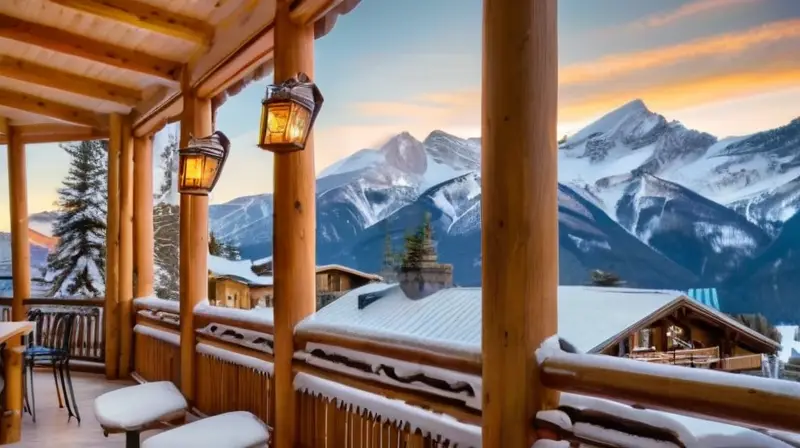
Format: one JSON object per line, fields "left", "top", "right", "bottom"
{"left": 537, "top": 336, "right": 800, "bottom": 434}
{"left": 187, "top": 305, "right": 276, "bottom": 428}
{"left": 193, "top": 303, "right": 273, "bottom": 334}
{"left": 132, "top": 297, "right": 181, "bottom": 384}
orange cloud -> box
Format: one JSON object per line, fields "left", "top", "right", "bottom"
{"left": 561, "top": 19, "right": 800, "bottom": 85}
{"left": 559, "top": 65, "right": 800, "bottom": 123}
{"left": 637, "top": 0, "right": 764, "bottom": 29}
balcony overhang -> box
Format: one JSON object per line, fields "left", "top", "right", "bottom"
{"left": 0, "top": 0, "right": 360, "bottom": 142}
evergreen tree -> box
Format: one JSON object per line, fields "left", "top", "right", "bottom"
{"left": 159, "top": 131, "right": 179, "bottom": 200}
{"left": 209, "top": 231, "right": 241, "bottom": 261}
{"left": 731, "top": 313, "right": 782, "bottom": 344}
{"left": 153, "top": 129, "right": 181, "bottom": 300}
{"left": 402, "top": 225, "right": 425, "bottom": 269}
{"left": 46, "top": 140, "right": 108, "bottom": 297}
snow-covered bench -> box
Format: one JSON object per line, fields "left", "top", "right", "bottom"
{"left": 94, "top": 381, "right": 188, "bottom": 448}
{"left": 142, "top": 411, "right": 270, "bottom": 448}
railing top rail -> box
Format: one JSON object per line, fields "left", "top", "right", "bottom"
{"left": 538, "top": 338, "right": 800, "bottom": 434}
{"left": 0, "top": 297, "right": 105, "bottom": 307}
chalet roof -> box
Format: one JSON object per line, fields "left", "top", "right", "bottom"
{"left": 208, "top": 254, "right": 272, "bottom": 287}
{"left": 0, "top": 0, "right": 360, "bottom": 143}
{"left": 315, "top": 264, "right": 383, "bottom": 281}
{"left": 296, "top": 284, "right": 780, "bottom": 361}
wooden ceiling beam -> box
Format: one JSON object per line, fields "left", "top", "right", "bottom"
{"left": 0, "top": 56, "right": 142, "bottom": 107}
{"left": 48, "top": 0, "right": 214, "bottom": 45}
{"left": 290, "top": 0, "right": 338, "bottom": 25}
{"left": 0, "top": 88, "right": 109, "bottom": 129}
{"left": 15, "top": 123, "right": 107, "bottom": 144}
{"left": 0, "top": 13, "right": 181, "bottom": 81}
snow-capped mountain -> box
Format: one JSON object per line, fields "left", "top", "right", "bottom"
{"left": 341, "top": 176, "right": 696, "bottom": 288}
{"left": 616, "top": 174, "right": 771, "bottom": 282}
{"left": 560, "top": 100, "right": 800, "bottom": 234}
{"left": 214, "top": 131, "right": 481, "bottom": 260}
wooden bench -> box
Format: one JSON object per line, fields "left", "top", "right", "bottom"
{"left": 93, "top": 381, "right": 188, "bottom": 448}
{"left": 142, "top": 411, "right": 270, "bottom": 448}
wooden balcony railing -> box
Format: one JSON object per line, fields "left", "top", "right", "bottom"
{"left": 628, "top": 346, "right": 721, "bottom": 367}
{"left": 0, "top": 297, "right": 106, "bottom": 364}
{"left": 719, "top": 353, "right": 763, "bottom": 371}
{"left": 127, "top": 298, "right": 800, "bottom": 447}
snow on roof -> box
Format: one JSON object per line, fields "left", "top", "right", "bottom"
{"left": 253, "top": 256, "right": 272, "bottom": 266}
{"left": 777, "top": 325, "right": 800, "bottom": 362}
{"left": 207, "top": 254, "right": 272, "bottom": 286}
{"left": 315, "top": 264, "right": 383, "bottom": 281}
{"left": 297, "top": 284, "right": 689, "bottom": 359}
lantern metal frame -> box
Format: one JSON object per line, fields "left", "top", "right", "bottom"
{"left": 177, "top": 130, "right": 231, "bottom": 195}
{"left": 258, "top": 72, "right": 324, "bottom": 153}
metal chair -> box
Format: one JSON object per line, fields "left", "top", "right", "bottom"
{"left": 23, "top": 309, "right": 80, "bottom": 423}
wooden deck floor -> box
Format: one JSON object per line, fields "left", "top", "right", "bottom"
{"left": 11, "top": 370, "right": 163, "bottom": 447}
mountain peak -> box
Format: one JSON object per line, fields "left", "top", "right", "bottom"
{"left": 566, "top": 98, "right": 662, "bottom": 146}
{"left": 618, "top": 98, "right": 649, "bottom": 114}
{"left": 380, "top": 131, "right": 427, "bottom": 174}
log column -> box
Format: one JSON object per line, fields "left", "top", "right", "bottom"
{"left": 105, "top": 113, "right": 122, "bottom": 380}
{"left": 118, "top": 117, "right": 134, "bottom": 377}
{"left": 133, "top": 135, "right": 154, "bottom": 298}
{"left": 179, "top": 71, "right": 212, "bottom": 403}
{"left": 272, "top": 1, "right": 317, "bottom": 446}
{"left": 2, "top": 123, "right": 29, "bottom": 443}
{"left": 481, "top": 1, "right": 559, "bottom": 446}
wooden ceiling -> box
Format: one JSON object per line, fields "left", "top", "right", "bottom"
{"left": 0, "top": 0, "right": 359, "bottom": 144}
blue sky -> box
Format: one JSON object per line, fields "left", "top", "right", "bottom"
{"left": 2, "top": 0, "right": 800, "bottom": 230}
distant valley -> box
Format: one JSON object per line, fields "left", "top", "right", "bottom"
{"left": 29, "top": 99, "right": 800, "bottom": 323}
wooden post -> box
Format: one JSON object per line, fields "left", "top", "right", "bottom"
{"left": 105, "top": 112, "right": 122, "bottom": 380}
{"left": 178, "top": 70, "right": 212, "bottom": 403}
{"left": 272, "top": 1, "right": 316, "bottom": 446}
{"left": 1, "top": 123, "right": 29, "bottom": 443}
{"left": 481, "top": 1, "right": 559, "bottom": 446}
{"left": 118, "top": 116, "right": 134, "bottom": 377}
{"left": 134, "top": 135, "right": 155, "bottom": 297}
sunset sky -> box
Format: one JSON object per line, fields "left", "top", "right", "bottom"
{"left": 0, "top": 0, "right": 799, "bottom": 231}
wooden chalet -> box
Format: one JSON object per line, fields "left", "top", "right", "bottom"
{"left": 0, "top": 0, "right": 798, "bottom": 446}
{"left": 213, "top": 255, "right": 382, "bottom": 309}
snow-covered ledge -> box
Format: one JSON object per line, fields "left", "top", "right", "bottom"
{"left": 196, "top": 343, "right": 273, "bottom": 374}
{"left": 294, "top": 372, "right": 480, "bottom": 447}
{"left": 194, "top": 303, "right": 274, "bottom": 330}
{"left": 134, "top": 324, "right": 180, "bottom": 346}
{"left": 536, "top": 335, "right": 800, "bottom": 435}
{"left": 134, "top": 296, "right": 180, "bottom": 314}
{"left": 197, "top": 323, "right": 273, "bottom": 354}
{"left": 302, "top": 342, "right": 481, "bottom": 410}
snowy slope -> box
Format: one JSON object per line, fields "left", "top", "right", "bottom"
{"left": 343, "top": 177, "right": 696, "bottom": 288}
{"left": 218, "top": 131, "right": 481, "bottom": 260}
{"left": 559, "top": 100, "right": 800, "bottom": 233}
{"left": 617, "top": 174, "right": 771, "bottom": 281}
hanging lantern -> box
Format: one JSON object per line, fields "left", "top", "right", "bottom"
{"left": 178, "top": 130, "right": 230, "bottom": 195}
{"left": 258, "top": 72, "right": 324, "bottom": 153}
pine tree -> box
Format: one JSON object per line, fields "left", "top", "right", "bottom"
{"left": 154, "top": 129, "right": 181, "bottom": 300}
{"left": 402, "top": 226, "right": 425, "bottom": 269}
{"left": 159, "top": 131, "right": 179, "bottom": 200}
{"left": 209, "top": 231, "right": 241, "bottom": 261}
{"left": 46, "top": 140, "right": 108, "bottom": 297}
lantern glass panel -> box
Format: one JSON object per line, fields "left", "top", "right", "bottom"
{"left": 179, "top": 153, "right": 219, "bottom": 192}
{"left": 260, "top": 100, "right": 313, "bottom": 148}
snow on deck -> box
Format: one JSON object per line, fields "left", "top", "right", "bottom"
{"left": 297, "top": 284, "right": 687, "bottom": 358}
